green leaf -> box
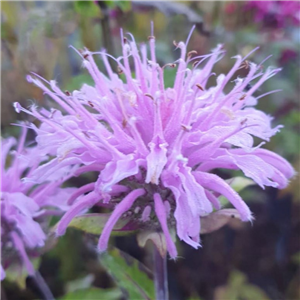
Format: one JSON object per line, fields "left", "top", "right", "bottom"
{"left": 66, "top": 274, "right": 94, "bottom": 293}
{"left": 163, "top": 68, "right": 177, "bottom": 88}
{"left": 64, "top": 74, "right": 95, "bottom": 92}
{"left": 59, "top": 287, "right": 122, "bottom": 300}
{"left": 74, "top": 1, "right": 100, "bottom": 17}
{"left": 104, "top": 1, "right": 132, "bottom": 12}
{"left": 68, "top": 213, "right": 137, "bottom": 236}
{"left": 4, "top": 258, "right": 40, "bottom": 289}
{"left": 100, "top": 248, "right": 154, "bottom": 300}
{"left": 115, "top": 1, "right": 132, "bottom": 12}
{"left": 292, "top": 252, "right": 300, "bottom": 265}
{"left": 220, "top": 177, "right": 255, "bottom": 206}
{"left": 47, "top": 229, "right": 86, "bottom": 282}
{"left": 215, "top": 270, "right": 270, "bottom": 300}
{"left": 103, "top": 1, "right": 116, "bottom": 9}
{"left": 226, "top": 177, "right": 255, "bottom": 193}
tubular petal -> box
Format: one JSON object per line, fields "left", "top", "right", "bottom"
{"left": 98, "top": 188, "right": 145, "bottom": 251}
{"left": 153, "top": 193, "right": 178, "bottom": 259}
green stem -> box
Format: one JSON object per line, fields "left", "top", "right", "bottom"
{"left": 96, "top": 1, "right": 115, "bottom": 58}
{"left": 32, "top": 271, "right": 55, "bottom": 300}
{"left": 1, "top": 285, "right": 8, "bottom": 300}
{"left": 153, "top": 246, "right": 169, "bottom": 300}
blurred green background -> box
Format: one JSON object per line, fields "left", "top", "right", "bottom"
{"left": 1, "top": 1, "right": 299, "bottom": 300}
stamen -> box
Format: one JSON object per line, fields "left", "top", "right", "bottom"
{"left": 192, "top": 60, "right": 199, "bottom": 67}
{"left": 185, "top": 24, "right": 196, "bottom": 47}
{"left": 239, "top": 94, "right": 247, "bottom": 101}
{"left": 256, "top": 89, "right": 282, "bottom": 100}
{"left": 144, "top": 93, "right": 154, "bottom": 100}
{"left": 241, "top": 118, "right": 248, "bottom": 125}
{"left": 181, "top": 124, "right": 191, "bottom": 132}
{"left": 117, "top": 66, "right": 123, "bottom": 74}
{"left": 162, "top": 63, "right": 176, "bottom": 69}
{"left": 238, "top": 60, "right": 250, "bottom": 70}
{"left": 188, "top": 50, "right": 198, "bottom": 59}
{"left": 49, "top": 109, "right": 58, "bottom": 119}
{"left": 195, "top": 83, "right": 204, "bottom": 91}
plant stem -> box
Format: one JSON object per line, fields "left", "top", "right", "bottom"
{"left": 32, "top": 271, "right": 55, "bottom": 300}
{"left": 153, "top": 246, "right": 169, "bottom": 300}
{"left": 96, "top": 1, "right": 115, "bottom": 59}
{"left": 1, "top": 285, "right": 8, "bottom": 300}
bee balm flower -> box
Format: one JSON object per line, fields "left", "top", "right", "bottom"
{"left": 1, "top": 128, "right": 74, "bottom": 279}
{"left": 245, "top": 1, "right": 300, "bottom": 28}
{"left": 15, "top": 26, "right": 295, "bottom": 259}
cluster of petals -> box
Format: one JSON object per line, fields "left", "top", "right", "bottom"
{"left": 14, "top": 27, "right": 295, "bottom": 259}
{"left": 1, "top": 128, "right": 74, "bottom": 280}
{"left": 245, "top": 1, "right": 300, "bottom": 27}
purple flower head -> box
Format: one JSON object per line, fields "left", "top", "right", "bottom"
{"left": 245, "top": 1, "right": 300, "bottom": 28}
{"left": 1, "top": 128, "right": 74, "bottom": 280}
{"left": 15, "top": 25, "right": 295, "bottom": 259}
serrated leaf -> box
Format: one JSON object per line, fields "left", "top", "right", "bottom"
{"left": 200, "top": 209, "right": 242, "bottom": 234}
{"left": 100, "top": 248, "right": 154, "bottom": 300}
{"left": 59, "top": 287, "right": 122, "bottom": 300}
{"left": 68, "top": 213, "right": 137, "bottom": 236}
